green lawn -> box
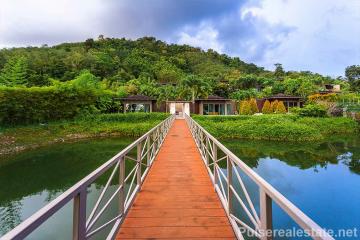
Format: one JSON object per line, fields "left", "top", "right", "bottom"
{"left": 193, "top": 114, "right": 359, "bottom": 141}
{"left": 0, "top": 112, "right": 169, "bottom": 156}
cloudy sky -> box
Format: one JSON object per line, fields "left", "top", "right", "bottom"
{"left": 0, "top": 0, "right": 359, "bottom": 76}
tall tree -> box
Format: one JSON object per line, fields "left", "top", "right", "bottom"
{"left": 345, "top": 65, "right": 360, "bottom": 91}
{"left": 274, "top": 63, "right": 285, "bottom": 81}
{"left": 0, "top": 56, "right": 28, "bottom": 86}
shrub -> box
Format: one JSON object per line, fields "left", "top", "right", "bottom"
{"left": 240, "top": 100, "right": 252, "bottom": 115}
{"left": 292, "top": 104, "right": 327, "bottom": 117}
{"left": 0, "top": 86, "right": 118, "bottom": 125}
{"left": 262, "top": 100, "right": 272, "bottom": 114}
{"left": 270, "top": 100, "right": 279, "bottom": 112}
{"left": 308, "top": 93, "right": 337, "bottom": 102}
{"left": 249, "top": 98, "right": 259, "bottom": 113}
{"left": 276, "top": 101, "right": 287, "bottom": 113}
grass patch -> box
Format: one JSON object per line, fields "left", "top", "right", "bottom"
{"left": 193, "top": 114, "right": 359, "bottom": 141}
{"left": 0, "top": 112, "right": 169, "bottom": 156}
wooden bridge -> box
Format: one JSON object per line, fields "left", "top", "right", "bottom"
{"left": 117, "top": 119, "right": 235, "bottom": 239}
{"left": 1, "top": 115, "right": 333, "bottom": 240}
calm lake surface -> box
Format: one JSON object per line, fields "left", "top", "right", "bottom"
{"left": 0, "top": 135, "right": 359, "bottom": 239}
{"left": 222, "top": 136, "right": 360, "bottom": 239}
{"left": 0, "top": 137, "right": 135, "bottom": 239}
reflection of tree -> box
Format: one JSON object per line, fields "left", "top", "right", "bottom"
{"left": 348, "top": 158, "right": 360, "bottom": 174}
{"left": 0, "top": 201, "right": 22, "bottom": 235}
{"left": 340, "top": 152, "right": 360, "bottom": 174}
{"left": 222, "top": 136, "right": 360, "bottom": 175}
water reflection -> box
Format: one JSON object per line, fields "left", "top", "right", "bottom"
{"left": 222, "top": 135, "right": 360, "bottom": 239}
{"left": 0, "top": 137, "right": 134, "bottom": 238}
{"left": 222, "top": 136, "right": 360, "bottom": 174}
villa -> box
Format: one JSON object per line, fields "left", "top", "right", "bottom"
{"left": 121, "top": 95, "right": 235, "bottom": 117}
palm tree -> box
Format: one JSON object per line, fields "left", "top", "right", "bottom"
{"left": 180, "top": 75, "right": 211, "bottom": 102}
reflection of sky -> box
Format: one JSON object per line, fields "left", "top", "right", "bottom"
{"left": 253, "top": 157, "right": 360, "bottom": 236}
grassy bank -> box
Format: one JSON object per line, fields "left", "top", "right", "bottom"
{"left": 0, "top": 112, "right": 168, "bottom": 156}
{"left": 193, "top": 114, "right": 359, "bottom": 141}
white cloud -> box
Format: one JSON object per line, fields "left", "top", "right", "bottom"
{"left": 241, "top": 0, "right": 360, "bottom": 76}
{"left": 0, "top": 0, "right": 358, "bottom": 76}
{"left": 177, "top": 22, "right": 224, "bottom": 53}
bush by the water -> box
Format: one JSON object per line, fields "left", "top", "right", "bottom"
{"left": 193, "top": 114, "right": 358, "bottom": 141}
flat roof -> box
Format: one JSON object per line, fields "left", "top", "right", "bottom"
{"left": 265, "top": 93, "right": 303, "bottom": 100}
{"left": 120, "top": 95, "right": 156, "bottom": 101}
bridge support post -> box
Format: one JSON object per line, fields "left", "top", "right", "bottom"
{"left": 260, "top": 188, "right": 273, "bottom": 240}
{"left": 137, "top": 142, "right": 142, "bottom": 188}
{"left": 73, "top": 188, "right": 87, "bottom": 240}
{"left": 119, "top": 157, "right": 125, "bottom": 215}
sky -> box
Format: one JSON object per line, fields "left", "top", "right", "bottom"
{"left": 0, "top": 0, "right": 359, "bottom": 77}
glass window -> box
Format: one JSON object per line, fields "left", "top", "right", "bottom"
{"left": 226, "top": 104, "right": 232, "bottom": 115}
{"left": 125, "top": 103, "right": 150, "bottom": 113}
{"left": 214, "top": 104, "right": 219, "bottom": 115}
{"left": 219, "top": 104, "right": 225, "bottom": 115}
{"left": 203, "top": 104, "right": 209, "bottom": 115}
{"left": 202, "top": 103, "right": 229, "bottom": 115}
{"left": 208, "top": 104, "right": 214, "bottom": 114}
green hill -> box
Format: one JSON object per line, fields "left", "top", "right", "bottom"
{"left": 0, "top": 36, "right": 349, "bottom": 100}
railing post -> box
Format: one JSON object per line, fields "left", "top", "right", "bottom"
{"left": 213, "top": 142, "right": 218, "bottom": 189}
{"left": 205, "top": 137, "right": 209, "bottom": 166}
{"left": 260, "top": 188, "right": 273, "bottom": 240}
{"left": 119, "top": 156, "right": 125, "bottom": 215}
{"left": 137, "top": 142, "right": 142, "bottom": 187}
{"left": 73, "top": 188, "right": 87, "bottom": 240}
{"left": 146, "top": 135, "right": 151, "bottom": 166}
{"left": 227, "top": 157, "right": 233, "bottom": 215}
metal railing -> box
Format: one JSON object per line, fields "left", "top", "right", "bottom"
{"left": 1, "top": 115, "right": 175, "bottom": 240}
{"left": 185, "top": 114, "right": 334, "bottom": 240}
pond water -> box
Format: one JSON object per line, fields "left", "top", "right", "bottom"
{"left": 0, "top": 135, "right": 359, "bottom": 239}
{"left": 0, "top": 137, "right": 135, "bottom": 239}
{"left": 222, "top": 136, "right": 360, "bottom": 239}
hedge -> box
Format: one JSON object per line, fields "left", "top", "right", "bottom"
{"left": 0, "top": 86, "right": 118, "bottom": 125}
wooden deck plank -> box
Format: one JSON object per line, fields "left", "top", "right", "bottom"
{"left": 116, "top": 119, "right": 235, "bottom": 239}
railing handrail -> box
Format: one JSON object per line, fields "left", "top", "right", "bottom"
{"left": 1, "top": 114, "right": 175, "bottom": 240}
{"left": 185, "top": 114, "right": 334, "bottom": 240}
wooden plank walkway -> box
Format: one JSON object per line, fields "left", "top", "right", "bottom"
{"left": 116, "top": 119, "right": 235, "bottom": 239}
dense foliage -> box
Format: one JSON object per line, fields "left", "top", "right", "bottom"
{"left": 193, "top": 115, "right": 358, "bottom": 141}
{"left": 0, "top": 71, "right": 120, "bottom": 125}
{"left": 0, "top": 36, "right": 355, "bottom": 103}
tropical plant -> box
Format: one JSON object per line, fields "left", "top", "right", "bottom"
{"left": 180, "top": 74, "right": 211, "bottom": 102}
{"left": 0, "top": 56, "right": 29, "bottom": 86}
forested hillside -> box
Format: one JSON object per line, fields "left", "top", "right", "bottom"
{"left": 0, "top": 36, "right": 358, "bottom": 125}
